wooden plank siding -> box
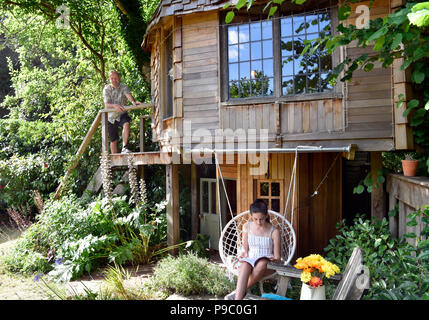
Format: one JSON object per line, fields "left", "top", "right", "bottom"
{"left": 182, "top": 11, "right": 219, "bottom": 133}
{"left": 341, "top": 0, "right": 394, "bottom": 146}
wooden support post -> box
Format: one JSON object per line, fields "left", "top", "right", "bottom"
{"left": 370, "top": 152, "right": 386, "bottom": 221}
{"left": 166, "top": 164, "right": 180, "bottom": 254}
{"left": 101, "top": 112, "right": 109, "bottom": 154}
{"left": 139, "top": 116, "right": 146, "bottom": 153}
{"left": 191, "top": 163, "right": 199, "bottom": 239}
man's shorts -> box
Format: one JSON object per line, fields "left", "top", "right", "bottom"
{"left": 108, "top": 112, "right": 131, "bottom": 142}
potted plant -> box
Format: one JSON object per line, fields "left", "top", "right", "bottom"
{"left": 401, "top": 152, "right": 419, "bottom": 177}
{"left": 294, "top": 254, "right": 340, "bottom": 300}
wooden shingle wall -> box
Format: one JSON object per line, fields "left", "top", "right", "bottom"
{"left": 343, "top": 0, "right": 394, "bottom": 146}
{"left": 182, "top": 11, "right": 220, "bottom": 132}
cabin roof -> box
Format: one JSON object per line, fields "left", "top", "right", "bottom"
{"left": 142, "top": 0, "right": 228, "bottom": 50}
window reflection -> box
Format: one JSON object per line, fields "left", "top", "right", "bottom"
{"left": 227, "top": 9, "right": 332, "bottom": 99}
{"left": 281, "top": 9, "right": 332, "bottom": 95}
{"left": 227, "top": 19, "right": 274, "bottom": 98}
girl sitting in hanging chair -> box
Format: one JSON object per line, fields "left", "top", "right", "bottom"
{"left": 225, "top": 199, "right": 281, "bottom": 300}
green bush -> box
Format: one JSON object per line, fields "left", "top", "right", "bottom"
{"left": 149, "top": 253, "right": 234, "bottom": 297}
{"left": 324, "top": 212, "right": 429, "bottom": 300}
{"left": 2, "top": 194, "right": 170, "bottom": 282}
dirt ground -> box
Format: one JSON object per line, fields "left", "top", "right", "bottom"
{"left": 0, "top": 228, "right": 224, "bottom": 300}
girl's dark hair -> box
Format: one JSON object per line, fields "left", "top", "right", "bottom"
{"left": 250, "top": 199, "right": 270, "bottom": 222}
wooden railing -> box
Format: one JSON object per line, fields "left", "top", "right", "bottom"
{"left": 387, "top": 173, "right": 429, "bottom": 245}
{"left": 54, "top": 103, "right": 152, "bottom": 199}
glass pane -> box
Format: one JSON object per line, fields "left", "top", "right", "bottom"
{"left": 239, "top": 24, "right": 249, "bottom": 42}
{"left": 263, "top": 59, "right": 273, "bottom": 77}
{"left": 294, "top": 55, "right": 305, "bottom": 75}
{"left": 320, "top": 50, "right": 332, "bottom": 72}
{"left": 281, "top": 37, "right": 294, "bottom": 57}
{"left": 211, "top": 182, "right": 217, "bottom": 214}
{"left": 251, "top": 60, "right": 262, "bottom": 79}
{"left": 202, "top": 181, "right": 209, "bottom": 212}
{"left": 240, "top": 80, "right": 252, "bottom": 98}
{"left": 306, "top": 53, "right": 319, "bottom": 74}
{"left": 228, "top": 45, "right": 238, "bottom": 63}
{"left": 251, "top": 41, "right": 262, "bottom": 60}
{"left": 250, "top": 22, "right": 261, "bottom": 41}
{"left": 229, "top": 62, "right": 238, "bottom": 81}
{"left": 262, "top": 21, "right": 272, "bottom": 39}
{"left": 239, "top": 43, "right": 250, "bottom": 61}
{"left": 295, "top": 75, "right": 306, "bottom": 94}
{"left": 271, "top": 183, "right": 280, "bottom": 196}
{"left": 281, "top": 17, "right": 293, "bottom": 37}
{"left": 306, "top": 13, "right": 319, "bottom": 34}
{"left": 262, "top": 78, "right": 274, "bottom": 96}
{"left": 320, "top": 72, "right": 333, "bottom": 92}
{"left": 250, "top": 79, "right": 260, "bottom": 96}
{"left": 262, "top": 40, "right": 273, "bottom": 59}
{"left": 229, "top": 81, "right": 239, "bottom": 98}
{"left": 239, "top": 61, "right": 250, "bottom": 79}
{"left": 307, "top": 73, "right": 320, "bottom": 93}
{"left": 293, "top": 15, "right": 305, "bottom": 35}
{"left": 306, "top": 32, "right": 319, "bottom": 42}
{"left": 282, "top": 76, "right": 294, "bottom": 95}
{"left": 282, "top": 57, "right": 293, "bottom": 76}
{"left": 260, "top": 182, "right": 269, "bottom": 196}
{"left": 228, "top": 26, "right": 238, "bottom": 44}
{"left": 293, "top": 38, "right": 305, "bottom": 55}
{"left": 271, "top": 199, "right": 280, "bottom": 213}
{"left": 319, "top": 12, "right": 331, "bottom": 36}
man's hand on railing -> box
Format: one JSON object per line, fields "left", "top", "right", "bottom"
{"left": 111, "top": 104, "right": 126, "bottom": 112}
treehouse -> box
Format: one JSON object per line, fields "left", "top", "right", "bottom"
{"left": 138, "top": 0, "right": 413, "bottom": 257}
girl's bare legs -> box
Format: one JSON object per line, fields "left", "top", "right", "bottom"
{"left": 247, "top": 259, "right": 275, "bottom": 288}
{"left": 235, "top": 262, "right": 252, "bottom": 300}
{"left": 235, "top": 259, "right": 275, "bottom": 300}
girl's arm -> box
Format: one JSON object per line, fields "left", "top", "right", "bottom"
{"left": 270, "top": 228, "right": 281, "bottom": 262}
{"left": 238, "top": 222, "right": 249, "bottom": 260}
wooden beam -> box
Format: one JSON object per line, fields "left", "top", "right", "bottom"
{"left": 101, "top": 112, "right": 109, "bottom": 154}
{"left": 109, "top": 152, "right": 174, "bottom": 166}
{"left": 166, "top": 164, "right": 180, "bottom": 254}
{"left": 370, "top": 152, "right": 386, "bottom": 221}
{"left": 191, "top": 163, "right": 199, "bottom": 238}
{"left": 54, "top": 112, "right": 101, "bottom": 199}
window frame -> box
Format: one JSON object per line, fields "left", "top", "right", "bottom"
{"left": 256, "top": 179, "right": 284, "bottom": 214}
{"left": 220, "top": 7, "right": 341, "bottom": 105}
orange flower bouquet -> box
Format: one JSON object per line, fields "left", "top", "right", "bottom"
{"left": 294, "top": 254, "right": 340, "bottom": 288}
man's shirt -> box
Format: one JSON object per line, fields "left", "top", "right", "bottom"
{"left": 102, "top": 83, "right": 131, "bottom": 123}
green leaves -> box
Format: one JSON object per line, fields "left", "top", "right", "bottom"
{"left": 338, "top": 4, "right": 351, "bottom": 21}
{"left": 407, "top": 3, "right": 429, "bottom": 27}
{"left": 367, "top": 26, "right": 389, "bottom": 42}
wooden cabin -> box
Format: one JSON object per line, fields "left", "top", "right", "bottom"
{"left": 141, "top": 0, "right": 414, "bottom": 257}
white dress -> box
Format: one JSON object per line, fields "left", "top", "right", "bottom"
{"left": 240, "top": 222, "right": 275, "bottom": 267}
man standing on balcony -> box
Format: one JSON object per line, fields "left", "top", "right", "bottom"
{"left": 103, "top": 70, "right": 142, "bottom": 153}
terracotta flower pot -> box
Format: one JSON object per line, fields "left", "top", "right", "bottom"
{"left": 401, "top": 160, "right": 419, "bottom": 177}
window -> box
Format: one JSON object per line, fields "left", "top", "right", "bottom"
{"left": 228, "top": 20, "right": 274, "bottom": 98}
{"left": 164, "top": 27, "right": 173, "bottom": 119}
{"left": 257, "top": 180, "right": 283, "bottom": 213}
{"left": 224, "top": 8, "right": 333, "bottom": 100}
{"left": 281, "top": 10, "right": 333, "bottom": 95}
{"left": 200, "top": 179, "right": 217, "bottom": 215}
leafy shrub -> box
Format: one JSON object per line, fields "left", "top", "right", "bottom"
{"left": 324, "top": 212, "right": 429, "bottom": 300}
{"left": 3, "top": 194, "right": 171, "bottom": 282}
{"left": 148, "top": 252, "right": 234, "bottom": 297}
{"left": 0, "top": 153, "right": 65, "bottom": 211}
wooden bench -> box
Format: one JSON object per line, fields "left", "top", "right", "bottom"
{"left": 252, "top": 246, "right": 367, "bottom": 300}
